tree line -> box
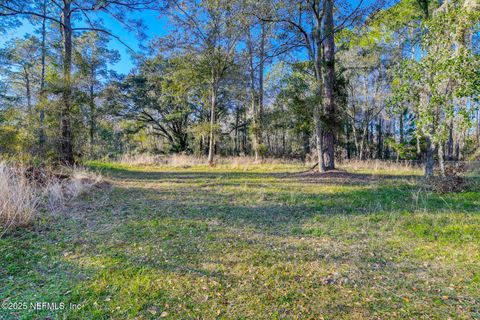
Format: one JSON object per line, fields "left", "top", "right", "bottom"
{"left": 0, "top": 0, "right": 478, "bottom": 176}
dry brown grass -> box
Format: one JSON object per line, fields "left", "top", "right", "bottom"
{"left": 44, "top": 167, "right": 103, "bottom": 212}
{"left": 118, "top": 153, "right": 303, "bottom": 167}
{"left": 0, "top": 162, "right": 39, "bottom": 235}
{"left": 338, "top": 159, "right": 422, "bottom": 174}
{"left": 0, "top": 162, "right": 103, "bottom": 237}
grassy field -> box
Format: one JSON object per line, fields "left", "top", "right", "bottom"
{"left": 1, "top": 162, "right": 479, "bottom": 319}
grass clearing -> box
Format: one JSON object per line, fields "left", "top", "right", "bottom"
{"left": 1, "top": 162, "right": 479, "bottom": 319}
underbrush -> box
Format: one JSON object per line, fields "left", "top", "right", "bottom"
{"left": 116, "top": 153, "right": 304, "bottom": 169}
{"left": 339, "top": 159, "right": 422, "bottom": 175}
{"left": 0, "top": 161, "right": 104, "bottom": 237}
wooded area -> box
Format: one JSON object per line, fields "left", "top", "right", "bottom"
{"left": 0, "top": 0, "right": 478, "bottom": 176}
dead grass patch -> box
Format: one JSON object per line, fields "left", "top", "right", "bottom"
{"left": 0, "top": 162, "right": 105, "bottom": 237}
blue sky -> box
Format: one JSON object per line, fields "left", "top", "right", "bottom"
{"left": 1, "top": 9, "right": 169, "bottom": 75}
{"left": 94, "top": 11, "right": 171, "bottom": 74}
{"left": 1, "top": 0, "right": 382, "bottom": 75}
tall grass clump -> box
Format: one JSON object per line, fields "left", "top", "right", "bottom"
{"left": 42, "top": 166, "right": 103, "bottom": 211}
{"left": 339, "top": 159, "right": 422, "bottom": 175}
{"left": 1, "top": 162, "right": 104, "bottom": 237}
{"left": 0, "top": 162, "right": 39, "bottom": 235}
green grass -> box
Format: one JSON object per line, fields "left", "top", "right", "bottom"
{"left": 1, "top": 162, "right": 479, "bottom": 319}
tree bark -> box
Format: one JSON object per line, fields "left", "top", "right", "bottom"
{"left": 89, "top": 75, "right": 95, "bottom": 158}
{"left": 207, "top": 82, "right": 217, "bottom": 165}
{"left": 447, "top": 119, "right": 453, "bottom": 160}
{"left": 416, "top": 131, "right": 421, "bottom": 160}
{"left": 257, "top": 21, "right": 265, "bottom": 159}
{"left": 322, "top": 0, "right": 336, "bottom": 170}
{"left": 60, "top": 0, "right": 74, "bottom": 164}
{"left": 424, "top": 135, "right": 435, "bottom": 178}
{"left": 247, "top": 28, "right": 259, "bottom": 161}
{"left": 399, "top": 111, "right": 404, "bottom": 143}
{"left": 437, "top": 141, "right": 445, "bottom": 177}
{"left": 24, "top": 67, "right": 32, "bottom": 112}
{"left": 377, "top": 116, "right": 383, "bottom": 159}
{"left": 39, "top": 0, "right": 47, "bottom": 149}
{"left": 476, "top": 108, "right": 479, "bottom": 147}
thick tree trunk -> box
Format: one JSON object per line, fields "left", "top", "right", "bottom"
{"left": 60, "top": 1, "right": 74, "bottom": 165}
{"left": 322, "top": 0, "right": 336, "bottom": 170}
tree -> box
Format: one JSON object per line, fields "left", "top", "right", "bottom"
{"left": 393, "top": 0, "right": 479, "bottom": 177}
{"left": 106, "top": 56, "right": 196, "bottom": 153}
{"left": 0, "top": 0, "right": 158, "bottom": 164}
{"left": 75, "top": 32, "right": 120, "bottom": 157}
{"left": 256, "top": 0, "right": 383, "bottom": 171}
{"left": 0, "top": 36, "right": 42, "bottom": 112}
{"left": 159, "top": 0, "right": 244, "bottom": 164}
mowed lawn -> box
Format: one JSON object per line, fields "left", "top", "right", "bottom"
{"left": 1, "top": 163, "right": 479, "bottom": 319}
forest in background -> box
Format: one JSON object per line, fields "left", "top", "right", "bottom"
{"left": 2, "top": 1, "right": 480, "bottom": 318}
{"left": 0, "top": 0, "right": 479, "bottom": 177}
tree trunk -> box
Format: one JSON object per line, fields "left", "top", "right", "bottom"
{"left": 39, "top": 0, "right": 47, "bottom": 149}
{"left": 257, "top": 21, "right": 265, "bottom": 159}
{"left": 447, "top": 119, "right": 454, "bottom": 160}
{"left": 247, "top": 27, "right": 259, "bottom": 161}
{"left": 476, "top": 108, "right": 479, "bottom": 147}
{"left": 89, "top": 80, "right": 95, "bottom": 158}
{"left": 234, "top": 106, "right": 239, "bottom": 155}
{"left": 377, "top": 116, "right": 383, "bottom": 159}
{"left": 399, "top": 111, "right": 404, "bottom": 144}
{"left": 346, "top": 123, "right": 351, "bottom": 159}
{"left": 313, "top": 105, "right": 325, "bottom": 171}
{"left": 437, "top": 141, "right": 445, "bottom": 177}
{"left": 207, "top": 82, "right": 217, "bottom": 165}
{"left": 322, "top": 0, "right": 335, "bottom": 170}
{"left": 303, "top": 131, "right": 310, "bottom": 159}
{"left": 60, "top": 1, "right": 74, "bottom": 165}
{"left": 359, "top": 122, "right": 368, "bottom": 160}
{"left": 416, "top": 132, "right": 421, "bottom": 160}
{"left": 352, "top": 118, "right": 359, "bottom": 158}
{"left": 24, "top": 67, "right": 32, "bottom": 112}
{"left": 425, "top": 136, "right": 435, "bottom": 178}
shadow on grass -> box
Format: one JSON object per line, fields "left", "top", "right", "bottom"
{"left": 89, "top": 163, "right": 423, "bottom": 186}
{"left": 1, "top": 165, "right": 479, "bottom": 319}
